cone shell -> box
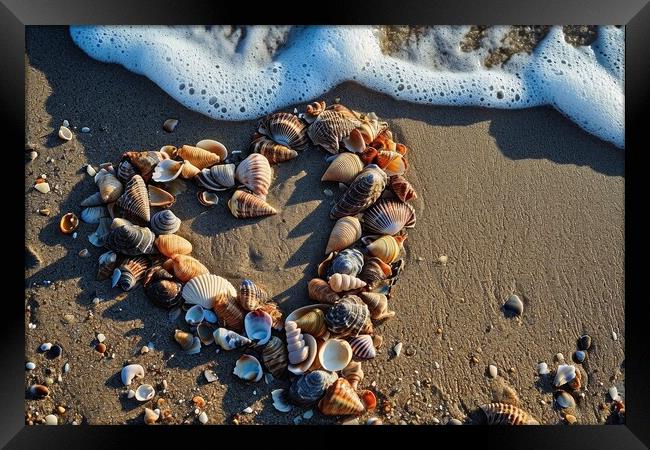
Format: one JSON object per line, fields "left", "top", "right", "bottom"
{"left": 308, "top": 278, "right": 341, "bottom": 305}
{"left": 362, "top": 199, "right": 416, "bottom": 236}
{"left": 251, "top": 136, "right": 298, "bottom": 164}
{"left": 177, "top": 145, "right": 220, "bottom": 169}
{"left": 366, "top": 235, "right": 404, "bottom": 264}
{"left": 228, "top": 190, "right": 277, "bottom": 219}
{"left": 330, "top": 164, "right": 387, "bottom": 219}
{"left": 105, "top": 223, "right": 155, "bottom": 256}
{"left": 321, "top": 153, "right": 364, "bottom": 184}
{"left": 214, "top": 328, "right": 252, "bottom": 351}
{"left": 238, "top": 279, "right": 270, "bottom": 311}
{"left": 97, "top": 251, "right": 118, "bottom": 281}
{"left": 258, "top": 112, "right": 308, "bottom": 150}
{"left": 307, "top": 108, "right": 362, "bottom": 154}
{"left": 349, "top": 334, "right": 377, "bottom": 360}
{"left": 148, "top": 185, "right": 175, "bottom": 208}
{"left": 325, "top": 216, "right": 362, "bottom": 254}
{"left": 479, "top": 403, "right": 540, "bottom": 425}
{"left": 328, "top": 273, "right": 366, "bottom": 293}
{"left": 358, "top": 292, "right": 395, "bottom": 320}
{"left": 152, "top": 159, "right": 183, "bottom": 183}
{"left": 150, "top": 210, "right": 181, "bottom": 235}
{"left": 144, "top": 278, "right": 183, "bottom": 309}
{"left": 95, "top": 169, "right": 124, "bottom": 203}
{"left": 262, "top": 336, "right": 289, "bottom": 379}
{"left": 233, "top": 354, "right": 263, "bottom": 382}
{"left": 235, "top": 153, "right": 272, "bottom": 197}
{"left": 195, "top": 164, "right": 236, "bottom": 191}
{"left": 196, "top": 139, "right": 228, "bottom": 161}
{"left": 182, "top": 273, "right": 236, "bottom": 309}
{"left": 324, "top": 296, "right": 371, "bottom": 338}
{"left": 115, "top": 256, "right": 151, "bottom": 291}
{"left": 358, "top": 257, "right": 392, "bottom": 288}
{"left": 213, "top": 296, "right": 245, "bottom": 332}
{"left": 389, "top": 175, "right": 417, "bottom": 202}
{"left": 288, "top": 370, "right": 338, "bottom": 406}
{"left": 155, "top": 234, "right": 192, "bottom": 258}
{"left": 341, "top": 361, "right": 364, "bottom": 390}
{"left": 318, "top": 378, "right": 366, "bottom": 416}
{"left": 116, "top": 175, "right": 151, "bottom": 223}
{"left": 294, "top": 309, "right": 328, "bottom": 338}
{"left": 169, "top": 254, "right": 209, "bottom": 282}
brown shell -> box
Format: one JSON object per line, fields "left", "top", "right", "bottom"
{"left": 341, "top": 361, "right": 364, "bottom": 390}
{"left": 238, "top": 279, "right": 270, "bottom": 311}
{"left": 59, "top": 213, "right": 79, "bottom": 234}
{"left": 115, "top": 175, "right": 151, "bottom": 223}
{"left": 180, "top": 161, "right": 201, "bottom": 179}
{"left": 308, "top": 278, "right": 341, "bottom": 305}
{"left": 258, "top": 112, "right": 309, "bottom": 150}
{"left": 358, "top": 257, "right": 392, "bottom": 288}
{"left": 389, "top": 175, "right": 417, "bottom": 202}
{"left": 122, "top": 151, "right": 167, "bottom": 179}
{"left": 235, "top": 153, "right": 273, "bottom": 197}
{"left": 155, "top": 234, "right": 193, "bottom": 258}
{"left": 97, "top": 251, "right": 119, "bottom": 281}
{"left": 307, "top": 108, "right": 362, "bottom": 154}
{"left": 256, "top": 301, "right": 283, "bottom": 330}
{"left": 261, "top": 336, "right": 288, "bottom": 380}
{"left": 169, "top": 254, "right": 209, "bottom": 282}
{"left": 212, "top": 296, "right": 245, "bottom": 332}
{"left": 318, "top": 378, "right": 365, "bottom": 416}
{"left": 294, "top": 309, "right": 328, "bottom": 338}
{"left": 479, "top": 403, "right": 540, "bottom": 425}
{"left": 358, "top": 292, "right": 395, "bottom": 321}
{"left": 177, "top": 145, "right": 220, "bottom": 169}
{"left": 330, "top": 164, "right": 388, "bottom": 219}
{"left": 148, "top": 185, "right": 175, "bottom": 208}
{"left": 115, "top": 256, "right": 151, "bottom": 291}
{"left": 321, "top": 152, "right": 365, "bottom": 184}
{"left": 228, "top": 190, "right": 277, "bottom": 219}
{"left": 251, "top": 136, "right": 298, "bottom": 164}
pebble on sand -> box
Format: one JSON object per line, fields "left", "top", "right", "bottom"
{"left": 537, "top": 362, "right": 549, "bottom": 375}
{"left": 204, "top": 369, "right": 218, "bottom": 383}
{"left": 608, "top": 386, "right": 620, "bottom": 401}
{"left": 578, "top": 334, "right": 592, "bottom": 351}
{"left": 81, "top": 127, "right": 90, "bottom": 133}
{"left": 393, "top": 342, "right": 403, "bottom": 357}
{"left": 44, "top": 414, "right": 58, "bottom": 425}
{"left": 198, "top": 411, "right": 208, "bottom": 424}
{"left": 163, "top": 119, "right": 179, "bottom": 132}
{"left": 26, "top": 362, "right": 36, "bottom": 370}
{"left": 29, "top": 151, "right": 38, "bottom": 161}
{"left": 86, "top": 165, "right": 97, "bottom": 177}
{"left": 503, "top": 294, "right": 524, "bottom": 316}
{"left": 96, "top": 333, "right": 106, "bottom": 343}
{"left": 488, "top": 364, "right": 498, "bottom": 378}
{"left": 437, "top": 255, "right": 448, "bottom": 265}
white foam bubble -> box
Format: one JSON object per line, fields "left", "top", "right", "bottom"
{"left": 69, "top": 25, "right": 624, "bottom": 148}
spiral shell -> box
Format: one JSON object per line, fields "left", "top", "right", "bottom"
{"left": 105, "top": 223, "right": 155, "bottom": 256}
{"left": 97, "top": 250, "right": 118, "bottom": 281}
{"left": 155, "top": 234, "right": 192, "bottom": 258}
{"left": 358, "top": 292, "right": 395, "bottom": 320}
{"left": 182, "top": 273, "right": 236, "bottom": 309}
{"left": 169, "top": 254, "right": 209, "bottom": 282}
{"left": 293, "top": 308, "right": 328, "bottom": 338}
{"left": 113, "top": 256, "right": 151, "bottom": 291}
{"left": 177, "top": 145, "right": 220, "bottom": 169}
{"left": 324, "top": 296, "right": 372, "bottom": 338}
{"left": 303, "top": 100, "right": 326, "bottom": 123}
{"left": 196, "top": 139, "right": 228, "bottom": 161}
{"left": 152, "top": 159, "right": 184, "bottom": 183}
{"left": 307, "top": 108, "right": 363, "bottom": 154}
{"left": 308, "top": 278, "right": 341, "bottom": 305}
{"left": 213, "top": 296, "right": 246, "bottom": 332}
{"left": 144, "top": 278, "right": 183, "bottom": 309}
{"left": 116, "top": 159, "right": 137, "bottom": 184}
{"left": 358, "top": 256, "right": 392, "bottom": 288}
{"left": 262, "top": 336, "right": 289, "bottom": 379}
{"left": 288, "top": 371, "right": 336, "bottom": 409}
{"left": 214, "top": 328, "right": 252, "bottom": 351}
{"left": 115, "top": 175, "right": 151, "bottom": 223}
{"left": 238, "top": 279, "right": 270, "bottom": 311}
{"left": 328, "top": 273, "right": 367, "bottom": 293}
{"left": 122, "top": 151, "right": 167, "bottom": 179}
{"left": 349, "top": 334, "right": 377, "bottom": 360}
{"left": 479, "top": 403, "right": 540, "bottom": 425}
{"left": 389, "top": 175, "right": 417, "bottom": 202}
{"left": 325, "top": 216, "right": 362, "bottom": 255}
{"left": 362, "top": 199, "right": 416, "bottom": 236}
{"left": 251, "top": 136, "right": 298, "bottom": 164}
{"left": 330, "top": 164, "right": 387, "bottom": 219}
{"left": 285, "top": 321, "right": 318, "bottom": 375}
{"left": 148, "top": 185, "right": 175, "bottom": 208}
{"left": 321, "top": 153, "right": 365, "bottom": 184}
{"left": 318, "top": 378, "right": 366, "bottom": 416}
{"left": 95, "top": 169, "right": 124, "bottom": 203}
{"left": 320, "top": 248, "right": 365, "bottom": 279}
{"left": 366, "top": 235, "right": 405, "bottom": 264}
{"left": 375, "top": 150, "right": 408, "bottom": 176}
{"left": 258, "top": 112, "right": 308, "bottom": 150}
{"left": 235, "top": 153, "right": 272, "bottom": 197}
{"left": 195, "top": 164, "right": 236, "bottom": 191}
{"left": 228, "top": 190, "right": 277, "bottom": 219}
{"left": 150, "top": 210, "right": 181, "bottom": 235}
{"left": 341, "top": 361, "right": 364, "bottom": 389}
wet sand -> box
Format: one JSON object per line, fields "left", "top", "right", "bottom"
{"left": 24, "top": 26, "right": 624, "bottom": 425}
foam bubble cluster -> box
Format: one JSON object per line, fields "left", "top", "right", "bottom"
{"left": 70, "top": 25, "right": 624, "bottom": 148}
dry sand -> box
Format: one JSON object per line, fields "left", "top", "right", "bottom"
{"left": 24, "top": 27, "right": 624, "bottom": 425}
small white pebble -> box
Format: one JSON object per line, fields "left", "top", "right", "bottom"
{"left": 303, "top": 410, "right": 314, "bottom": 419}
{"left": 198, "top": 412, "right": 208, "bottom": 424}
{"left": 242, "top": 407, "right": 253, "bottom": 414}
{"left": 26, "top": 362, "right": 36, "bottom": 370}
{"left": 432, "top": 417, "right": 440, "bottom": 424}
{"left": 488, "top": 365, "right": 498, "bottom": 378}
{"left": 612, "top": 330, "right": 618, "bottom": 341}
{"left": 194, "top": 408, "right": 200, "bottom": 415}
{"left": 86, "top": 165, "right": 96, "bottom": 177}
{"left": 540, "top": 400, "right": 546, "bottom": 405}
{"left": 72, "top": 232, "right": 78, "bottom": 239}
{"left": 63, "top": 363, "right": 70, "bottom": 373}
{"left": 537, "top": 362, "right": 549, "bottom": 375}
{"left": 393, "top": 342, "right": 403, "bottom": 357}
{"left": 71, "top": 421, "right": 79, "bottom": 425}
{"left": 29, "top": 323, "right": 36, "bottom": 329}
{"left": 62, "top": 120, "right": 69, "bottom": 127}
{"left": 608, "top": 386, "right": 620, "bottom": 401}
{"left": 140, "top": 346, "right": 149, "bottom": 354}
{"left": 253, "top": 390, "right": 257, "bottom": 395}
{"left": 438, "top": 255, "right": 448, "bottom": 264}
{"left": 96, "top": 333, "right": 106, "bottom": 343}
{"left": 44, "top": 414, "right": 58, "bottom": 425}
{"left": 81, "top": 127, "right": 90, "bottom": 133}
{"left": 434, "top": 362, "right": 440, "bottom": 369}
{"left": 371, "top": 381, "right": 377, "bottom": 387}
{"left": 127, "top": 390, "right": 135, "bottom": 399}
{"left": 92, "top": 297, "right": 100, "bottom": 305}
{"left": 40, "top": 343, "right": 52, "bottom": 352}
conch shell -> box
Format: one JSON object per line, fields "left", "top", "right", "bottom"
{"left": 328, "top": 273, "right": 367, "bottom": 293}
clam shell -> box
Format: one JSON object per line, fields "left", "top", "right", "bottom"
{"left": 285, "top": 321, "right": 318, "bottom": 375}
{"left": 152, "top": 159, "right": 184, "bottom": 183}
{"left": 479, "top": 403, "right": 540, "bottom": 425}
{"left": 389, "top": 175, "right": 417, "bottom": 202}
{"left": 349, "top": 334, "right": 377, "bottom": 360}
{"left": 330, "top": 164, "right": 387, "bottom": 219}
{"left": 115, "top": 175, "right": 151, "bottom": 223}
{"left": 288, "top": 370, "right": 338, "bottom": 406}
{"left": 324, "top": 296, "right": 371, "bottom": 338}
{"left": 375, "top": 150, "right": 407, "bottom": 176}
{"left": 148, "top": 185, "right": 175, "bottom": 208}
{"left": 233, "top": 355, "right": 263, "bottom": 382}
{"left": 89, "top": 217, "right": 112, "bottom": 247}
{"left": 105, "top": 223, "right": 155, "bottom": 256}
{"left": 238, "top": 279, "right": 270, "bottom": 311}
{"left": 80, "top": 192, "right": 105, "bottom": 207}
{"left": 169, "top": 254, "right": 209, "bottom": 282}
{"left": 121, "top": 364, "right": 145, "bottom": 386}
{"left": 114, "top": 256, "right": 150, "bottom": 291}
{"left": 197, "top": 322, "right": 215, "bottom": 345}
{"left": 262, "top": 336, "right": 288, "bottom": 379}
{"left": 318, "top": 378, "right": 366, "bottom": 416}
{"left": 358, "top": 292, "right": 395, "bottom": 320}
{"left": 235, "top": 153, "right": 272, "bottom": 197}
{"left": 362, "top": 199, "right": 416, "bottom": 235}
{"left": 80, "top": 206, "right": 109, "bottom": 224}
{"left": 325, "top": 216, "right": 362, "bottom": 254}
{"left": 554, "top": 364, "right": 577, "bottom": 387}
{"left": 271, "top": 389, "right": 293, "bottom": 413}
{"left": 555, "top": 391, "right": 576, "bottom": 409}
{"left": 358, "top": 257, "right": 392, "bottom": 288}
{"left": 95, "top": 169, "right": 124, "bottom": 203}
{"left": 97, "top": 250, "right": 118, "bottom": 281}
{"left": 197, "top": 191, "right": 219, "bottom": 206}
{"left": 59, "top": 212, "right": 79, "bottom": 234}
{"left": 185, "top": 304, "right": 206, "bottom": 326}
{"left": 214, "top": 328, "right": 252, "bottom": 351}
{"left": 341, "top": 361, "right": 364, "bottom": 389}
{"left": 293, "top": 308, "right": 328, "bottom": 338}
{"left": 177, "top": 145, "right": 220, "bottom": 169}
{"left": 228, "top": 190, "right": 277, "bottom": 219}
{"left": 182, "top": 273, "right": 236, "bottom": 309}
{"left": 244, "top": 310, "right": 273, "bottom": 345}
{"left": 320, "top": 248, "right": 365, "bottom": 279}
{"left": 366, "top": 234, "right": 405, "bottom": 264}
{"left": 285, "top": 304, "right": 332, "bottom": 329}
{"left": 116, "top": 159, "right": 137, "bottom": 184}
{"left": 135, "top": 384, "right": 156, "bottom": 402}
{"left": 251, "top": 136, "right": 298, "bottom": 164}
{"left": 213, "top": 296, "right": 246, "bottom": 332}
{"left": 328, "top": 273, "right": 366, "bottom": 293}
{"left": 307, "top": 108, "right": 362, "bottom": 154}
{"left": 150, "top": 210, "right": 181, "bottom": 235}
{"left": 307, "top": 278, "right": 341, "bottom": 305}
{"left": 196, "top": 139, "right": 228, "bottom": 161}
{"left": 195, "top": 164, "right": 236, "bottom": 191}
{"left": 144, "top": 278, "right": 183, "bottom": 309}
{"left": 321, "top": 152, "right": 364, "bottom": 184}
{"left": 258, "top": 112, "right": 308, "bottom": 150}
{"left": 318, "top": 338, "right": 353, "bottom": 372}
{"left": 155, "top": 234, "right": 192, "bottom": 258}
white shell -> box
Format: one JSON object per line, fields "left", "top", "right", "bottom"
{"left": 328, "top": 273, "right": 367, "bottom": 292}
{"left": 554, "top": 364, "right": 577, "bottom": 387}
{"left": 244, "top": 310, "right": 273, "bottom": 345}
{"left": 233, "top": 355, "right": 263, "bottom": 382}
{"left": 185, "top": 304, "right": 206, "bottom": 326}
{"left": 121, "top": 364, "right": 145, "bottom": 386}
{"left": 182, "top": 273, "right": 237, "bottom": 309}
{"left": 59, "top": 125, "right": 73, "bottom": 141}
{"left": 318, "top": 338, "right": 353, "bottom": 372}
{"left": 152, "top": 159, "right": 184, "bottom": 183}
{"left": 135, "top": 384, "right": 156, "bottom": 402}
{"left": 213, "top": 328, "right": 252, "bottom": 351}
{"left": 271, "top": 389, "right": 293, "bottom": 413}
{"left": 286, "top": 322, "right": 318, "bottom": 375}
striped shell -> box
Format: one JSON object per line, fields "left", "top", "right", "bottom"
{"left": 356, "top": 112, "right": 388, "bottom": 144}
{"left": 113, "top": 256, "right": 150, "bottom": 291}
{"left": 258, "top": 112, "right": 309, "bottom": 150}
{"left": 144, "top": 278, "right": 183, "bottom": 309}
{"left": 177, "top": 145, "right": 220, "bottom": 169}
{"left": 235, "top": 153, "right": 272, "bottom": 197}
{"left": 324, "top": 296, "right": 371, "bottom": 337}
{"left": 389, "top": 175, "right": 417, "bottom": 202}
{"left": 228, "top": 190, "right": 277, "bottom": 219}
{"left": 97, "top": 250, "right": 118, "bottom": 281}
{"left": 105, "top": 223, "right": 155, "bottom": 256}
{"left": 180, "top": 161, "right": 201, "bottom": 178}
{"left": 288, "top": 370, "right": 338, "bottom": 406}
{"left": 213, "top": 296, "right": 246, "bottom": 332}
{"left": 251, "top": 136, "right": 298, "bottom": 164}
{"left": 358, "top": 292, "right": 395, "bottom": 320}
{"left": 366, "top": 235, "right": 405, "bottom": 264}
{"left": 238, "top": 279, "right": 270, "bottom": 311}
{"left": 303, "top": 101, "right": 326, "bottom": 124}
{"left": 155, "top": 234, "right": 192, "bottom": 258}
{"left": 328, "top": 273, "right": 366, "bottom": 293}
{"left": 358, "top": 257, "right": 392, "bottom": 288}
{"left": 307, "top": 278, "right": 341, "bottom": 305}
{"left": 115, "top": 175, "right": 151, "bottom": 223}
{"left": 214, "top": 328, "right": 252, "bottom": 351}
{"left": 262, "top": 336, "right": 289, "bottom": 379}
{"left": 152, "top": 159, "right": 184, "bottom": 183}
{"left": 321, "top": 248, "right": 365, "bottom": 279}
{"left": 196, "top": 139, "right": 228, "bottom": 161}
{"left": 148, "top": 185, "right": 175, "bottom": 208}
{"left": 116, "top": 159, "right": 137, "bottom": 184}
{"left": 150, "top": 210, "right": 181, "bottom": 235}
{"left": 122, "top": 151, "right": 167, "bottom": 179}
{"left": 195, "top": 164, "right": 236, "bottom": 191}
{"left": 307, "top": 108, "right": 363, "bottom": 154}
{"left": 349, "top": 334, "right": 377, "bottom": 360}
{"left": 318, "top": 378, "right": 365, "bottom": 416}
{"left": 362, "top": 199, "right": 416, "bottom": 235}
{"left": 375, "top": 150, "right": 408, "bottom": 176}
{"left": 479, "top": 403, "right": 540, "bottom": 425}
{"left": 321, "top": 153, "right": 364, "bottom": 184}
{"left": 95, "top": 169, "right": 124, "bottom": 203}
{"left": 330, "top": 164, "right": 387, "bottom": 219}
{"left": 182, "top": 273, "right": 236, "bottom": 309}
{"left": 325, "top": 216, "right": 362, "bottom": 254}
{"left": 169, "top": 254, "right": 209, "bottom": 282}
{"left": 341, "top": 361, "right": 364, "bottom": 389}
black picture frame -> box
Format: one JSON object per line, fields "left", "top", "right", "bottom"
{"left": 3, "top": 0, "right": 648, "bottom": 448}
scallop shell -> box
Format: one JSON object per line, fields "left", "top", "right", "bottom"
{"left": 238, "top": 279, "right": 270, "bottom": 311}
{"left": 357, "top": 257, "right": 392, "bottom": 289}
{"left": 362, "top": 199, "right": 416, "bottom": 235}
{"left": 233, "top": 355, "right": 263, "bottom": 382}
{"left": 324, "top": 296, "right": 372, "bottom": 338}
{"left": 228, "top": 190, "right": 277, "bottom": 219}
{"left": 349, "top": 334, "right": 377, "bottom": 360}
{"left": 389, "top": 175, "right": 417, "bottom": 202}
{"left": 213, "top": 296, "right": 246, "bottom": 332}
{"left": 60, "top": 212, "right": 79, "bottom": 234}
{"left": 105, "top": 223, "right": 155, "bottom": 256}
{"left": 325, "top": 216, "right": 362, "bottom": 254}
{"left": 293, "top": 308, "right": 328, "bottom": 338}
{"left": 121, "top": 364, "right": 145, "bottom": 386}
{"left": 89, "top": 217, "right": 112, "bottom": 247}
{"left": 148, "top": 185, "right": 175, "bottom": 208}
{"left": 235, "top": 153, "right": 272, "bottom": 197}
{"left": 144, "top": 278, "right": 183, "bottom": 309}
{"left": 318, "top": 378, "right": 366, "bottom": 416}
{"left": 321, "top": 153, "right": 365, "bottom": 184}
{"left": 358, "top": 292, "right": 395, "bottom": 320}
{"left": 182, "top": 273, "right": 236, "bottom": 309}
{"left": 366, "top": 234, "right": 405, "bottom": 264}
{"left": 169, "top": 254, "right": 209, "bottom": 282}
{"left": 95, "top": 169, "right": 124, "bottom": 203}
{"left": 80, "top": 192, "right": 104, "bottom": 207}
{"left": 251, "top": 136, "right": 298, "bottom": 164}
{"left": 307, "top": 108, "right": 363, "bottom": 154}
{"left": 285, "top": 321, "right": 318, "bottom": 375}
{"left": 116, "top": 159, "right": 137, "bottom": 184}
{"left": 258, "top": 112, "right": 309, "bottom": 150}
{"left": 115, "top": 175, "right": 151, "bottom": 223}
{"left": 288, "top": 370, "right": 338, "bottom": 406}
{"left": 330, "top": 164, "right": 388, "bottom": 219}
{"left": 307, "top": 278, "right": 341, "bottom": 305}
{"left": 80, "top": 206, "right": 109, "bottom": 224}
{"left": 328, "top": 273, "right": 367, "bottom": 293}
{"left": 318, "top": 338, "right": 353, "bottom": 372}
{"left": 113, "top": 256, "right": 150, "bottom": 291}
{"left": 262, "top": 336, "right": 289, "bottom": 379}
{"left": 479, "top": 403, "right": 540, "bottom": 425}
{"left": 303, "top": 100, "right": 326, "bottom": 123}
{"left": 196, "top": 139, "right": 228, "bottom": 161}
{"left": 177, "top": 145, "right": 220, "bottom": 169}
{"left": 97, "top": 250, "right": 118, "bottom": 281}
{"left": 152, "top": 159, "right": 184, "bottom": 183}
{"left": 320, "top": 248, "right": 365, "bottom": 279}
{"left": 244, "top": 310, "right": 273, "bottom": 345}
{"left": 214, "top": 328, "right": 252, "bottom": 351}
{"left": 155, "top": 234, "right": 192, "bottom": 258}
{"left": 150, "top": 210, "right": 181, "bottom": 235}
{"left": 123, "top": 151, "right": 167, "bottom": 179}
{"left": 341, "top": 361, "right": 364, "bottom": 389}
{"left": 185, "top": 304, "right": 206, "bottom": 326}
{"left": 195, "top": 164, "right": 236, "bottom": 191}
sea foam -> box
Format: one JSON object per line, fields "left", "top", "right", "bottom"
{"left": 70, "top": 25, "right": 624, "bottom": 148}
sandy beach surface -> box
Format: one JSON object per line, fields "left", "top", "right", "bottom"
{"left": 24, "top": 27, "right": 624, "bottom": 425}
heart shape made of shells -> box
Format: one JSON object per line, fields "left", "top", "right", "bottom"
{"left": 68, "top": 100, "right": 419, "bottom": 420}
